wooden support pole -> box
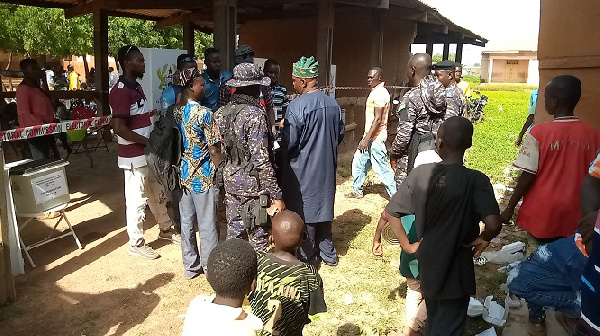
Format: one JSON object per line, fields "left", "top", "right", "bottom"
{"left": 455, "top": 43, "right": 464, "bottom": 63}
{"left": 93, "top": 8, "right": 110, "bottom": 116}
{"left": 426, "top": 41, "right": 434, "bottom": 56}
{"left": 371, "top": 9, "right": 383, "bottom": 67}
{"left": 442, "top": 43, "right": 450, "bottom": 60}
{"left": 0, "top": 146, "right": 16, "bottom": 304}
{"left": 182, "top": 16, "right": 195, "bottom": 57}
{"left": 213, "top": 0, "right": 237, "bottom": 72}
{"left": 317, "top": 0, "right": 334, "bottom": 87}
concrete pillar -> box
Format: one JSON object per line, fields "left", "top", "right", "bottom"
{"left": 455, "top": 43, "right": 464, "bottom": 63}
{"left": 93, "top": 8, "right": 109, "bottom": 116}
{"left": 213, "top": 0, "right": 236, "bottom": 71}
{"left": 182, "top": 16, "right": 195, "bottom": 57}
{"left": 426, "top": 41, "right": 434, "bottom": 56}
{"left": 442, "top": 43, "right": 450, "bottom": 60}
{"left": 371, "top": 9, "right": 383, "bottom": 67}
{"left": 317, "top": 0, "right": 334, "bottom": 87}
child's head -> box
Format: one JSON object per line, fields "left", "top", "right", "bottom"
{"left": 436, "top": 116, "right": 473, "bottom": 159}
{"left": 269, "top": 210, "right": 305, "bottom": 253}
{"left": 207, "top": 239, "right": 258, "bottom": 300}
{"left": 544, "top": 75, "right": 581, "bottom": 116}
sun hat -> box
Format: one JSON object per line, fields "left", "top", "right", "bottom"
{"left": 228, "top": 63, "right": 271, "bottom": 88}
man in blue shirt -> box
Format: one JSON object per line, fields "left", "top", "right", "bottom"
{"left": 201, "top": 48, "right": 232, "bottom": 111}
{"left": 159, "top": 54, "right": 198, "bottom": 115}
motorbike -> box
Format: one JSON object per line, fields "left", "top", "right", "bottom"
{"left": 468, "top": 90, "right": 488, "bottom": 123}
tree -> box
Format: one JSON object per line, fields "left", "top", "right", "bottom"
{"left": 0, "top": 4, "right": 213, "bottom": 60}
{"left": 432, "top": 53, "right": 457, "bottom": 63}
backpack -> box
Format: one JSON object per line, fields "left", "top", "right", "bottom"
{"left": 145, "top": 105, "right": 182, "bottom": 191}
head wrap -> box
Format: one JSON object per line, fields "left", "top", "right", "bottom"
{"left": 172, "top": 68, "right": 201, "bottom": 87}
{"left": 293, "top": 56, "right": 319, "bottom": 78}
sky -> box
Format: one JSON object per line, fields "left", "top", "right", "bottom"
{"left": 411, "top": 0, "right": 541, "bottom": 65}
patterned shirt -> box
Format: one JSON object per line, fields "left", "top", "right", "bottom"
{"left": 248, "top": 252, "right": 327, "bottom": 336}
{"left": 391, "top": 75, "right": 466, "bottom": 157}
{"left": 272, "top": 84, "right": 289, "bottom": 131}
{"left": 215, "top": 99, "right": 281, "bottom": 199}
{"left": 174, "top": 101, "right": 217, "bottom": 193}
{"left": 580, "top": 152, "right": 600, "bottom": 335}
{"left": 109, "top": 76, "right": 153, "bottom": 169}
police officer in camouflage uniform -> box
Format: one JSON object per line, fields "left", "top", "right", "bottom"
{"left": 215, "top": 63, "right": 285, "bottom": 251}
{"left": 391, "top": 57, "right": 466, "bottom": 188}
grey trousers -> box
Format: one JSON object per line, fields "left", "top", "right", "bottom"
{"left": 179, "top": 187, "right": 218, "bottom": 278}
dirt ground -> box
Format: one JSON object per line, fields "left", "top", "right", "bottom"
{"left": 0, "top": 137, "right": 570, "bottom": 336}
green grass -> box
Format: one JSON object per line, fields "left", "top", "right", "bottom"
{"left": 472, "top": 83, "right": 538, "bottom": 92}
{"left": 465, "top": 90, "right": 531, "bottom": 184}
{"left": 463, "top": 74, "right": 481, "bottom": 84}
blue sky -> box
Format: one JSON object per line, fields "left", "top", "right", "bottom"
{"left": 411, "top": 0, "right": 541, "bottom": 65}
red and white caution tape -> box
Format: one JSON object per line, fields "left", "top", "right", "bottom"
{"left": 0, "top": 116, "right": 112, "bottom": 142}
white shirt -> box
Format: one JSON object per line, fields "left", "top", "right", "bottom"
{"left": 182, "top": 295, "right": 264, "bottom": 336}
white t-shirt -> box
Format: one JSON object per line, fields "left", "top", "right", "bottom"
{"left": 182, "top": 295, "right": 264, "bottom": 336}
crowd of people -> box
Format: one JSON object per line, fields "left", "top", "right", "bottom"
{"left": 8, "top": 40, "right": 600, "bottom": 335}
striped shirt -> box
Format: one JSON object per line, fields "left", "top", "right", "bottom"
{"left": 272, "top": 84, "right": 289, "bottom": 129}
{"left": 248, "top": 252, "right": 327, "bottom": 336}
{"left": 109, "top": 76, "right": 153, "bottom": 169}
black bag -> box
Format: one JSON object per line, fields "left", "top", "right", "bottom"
{"left": 145, "top": 105, "right": 182, "bottom": 191}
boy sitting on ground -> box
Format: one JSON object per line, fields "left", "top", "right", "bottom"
{"left": 248, "top": 210, "right": 327, "bottom": 336}
{"left": 385, "top": 116, "right": 502, "bottom": 336}
{"left": 182, "top": 239, "right": 263, "bottom": 336}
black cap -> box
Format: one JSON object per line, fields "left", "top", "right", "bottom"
{"left": 432, "top": 60, "right": 456, "bottom": 71}
{"left": 177, "top": 54, "right": 196, "bottom": 67}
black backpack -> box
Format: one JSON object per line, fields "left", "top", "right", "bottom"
{"left": 145, "top": 105, "right": 182, "bottom": 191}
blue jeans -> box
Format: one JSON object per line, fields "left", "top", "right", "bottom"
{"left": 179, "top": 187, "right": 218, "bottom": 278}
{"left": 507, "top": 236, "right": 587, "bottom": 320}
{"left": 352, "top": 140, "right": 397, "bottom": 197}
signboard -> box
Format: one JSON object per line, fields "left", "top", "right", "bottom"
{"left": 30, "top": 171, "right": 68, "bottom": 205}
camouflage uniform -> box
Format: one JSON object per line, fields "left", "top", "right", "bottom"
{"left": 391, "top": 75, "right": 466, "bottom": 187}
{"left": 215, "top": 97, "right": 281, "bottom": 251}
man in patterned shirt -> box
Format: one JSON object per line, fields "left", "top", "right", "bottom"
{"left": 248, "top": 210, "right": 327, "bottom": 336}
{"left": 215, "top": 63, "right": 285, "bottom": 251}
{"left": 264, "top": 59, "right": 289, "bottom": 135}
{"left": 172, "top": 68, "right": 221, "bottom": 279}
{"left": 391, "top": 57, "right": 466, "bottom": 187}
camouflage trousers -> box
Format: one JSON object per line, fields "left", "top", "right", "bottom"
{"left": 394, "top": 155, "right": 408, "bottom": 191}
{"left": 224, "top": 193, "right": 269, "bottom": 251}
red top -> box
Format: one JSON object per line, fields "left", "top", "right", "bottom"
{"left": 15, "top": 83, "right": 54, "bottom": 127}
{"left": 514, "top": 117, "right": 600, "bottom": 238}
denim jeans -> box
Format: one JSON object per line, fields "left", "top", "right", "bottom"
{"left": 507, "top": 236, "right": 587, "bottom": 320}
{"left": 179, "top": 187, "right": 218, "bottom": 278}
{"left": 352, "top": 140, "right": 397, "bottom": 197}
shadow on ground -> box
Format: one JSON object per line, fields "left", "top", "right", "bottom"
{"left": 333, "top": 209, "right": 372, "bottom": 256}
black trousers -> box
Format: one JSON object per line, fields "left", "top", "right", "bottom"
{"left": 424, "top": 296, "right": 470, "bottom": 336}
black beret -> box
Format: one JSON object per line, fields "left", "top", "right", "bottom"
{"left": 433, "top": 60, "right": 456, "bottom": 70}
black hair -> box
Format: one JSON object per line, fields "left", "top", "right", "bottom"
{"left": 206, "top": 239, "right": 257, "bottom": 299}
{"left": 19, "top": 58, "right": 38, "bottom": 72}
{"left": 264, "top": 59, "right": 280, "bottom": 70}
{"left": 370, "top": 66, "right": 383, "bottom": 77}
{"left": 117, "top": 45, "right": 141, "bottom": 68}
{"left": 455, "top": 62, "right": 463, "bottom": 70}
{"left": 547, "top": 75, "right": 581, "bottom": 110}
{"left": 204, "top": 47, "right": 220, "bottom": 59}
{"left": 440, "top": 116, "right": 473, "bottom": 150}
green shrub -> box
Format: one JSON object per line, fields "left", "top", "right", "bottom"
{"left": 463, "top": 74, "right": 481, "bottom": 84}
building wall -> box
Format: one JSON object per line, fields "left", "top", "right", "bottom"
{"left": 536, "top": 0, "right": 600, "bottom": 128}
{"left": 238, "top": 9, "right": 416, "bottom": 150}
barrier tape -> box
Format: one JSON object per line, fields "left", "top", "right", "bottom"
{"left": 322, "top": 85, "right": 410, "bottom": 90}
{"left": 0, "top": 116, "right": 112, "bottom": 142}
